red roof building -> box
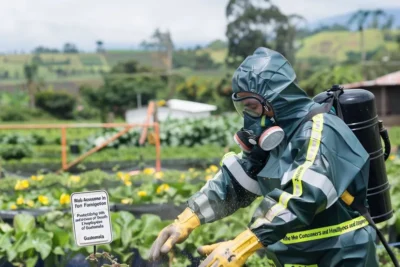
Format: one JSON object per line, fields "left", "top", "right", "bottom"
{"left": 343, "top": 71, "right": 400, "bottom": 89}
{"left": 342, "top": 70, "right": 400, "bottom": 126}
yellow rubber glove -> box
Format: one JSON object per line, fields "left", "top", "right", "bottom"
{"left": 198, "top": 229, "right": 263, "bottom": 267}
{"left": 149, "top": 207, "right": 201, "bottom": 261}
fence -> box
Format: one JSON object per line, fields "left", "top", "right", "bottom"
{"left": 0, "top": 101, "right": 161, "bottom": 173}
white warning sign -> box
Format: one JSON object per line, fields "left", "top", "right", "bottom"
{"left": 71, "top": 190, "right": 113, "bottom": 247}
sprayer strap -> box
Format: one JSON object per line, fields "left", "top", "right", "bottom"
{"left": 301, "top": 103, "right": 333, "bottom": 125}
{"left": 289, "top": 102, "right": 333, "bottom": 141}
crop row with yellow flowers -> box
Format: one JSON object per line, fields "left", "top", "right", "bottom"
{"left": 0, "top": 166, "right": 220, "bottom": 211}
{"left": 0, "top": 159, "right": 399, "bottom": 267}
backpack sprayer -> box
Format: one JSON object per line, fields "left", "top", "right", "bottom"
{"left": 314, "top": 85, "right": 397, "bottom": 266}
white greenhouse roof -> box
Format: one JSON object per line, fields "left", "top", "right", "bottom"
{"left": 125, "top": 99, "right": 217, "bottom": 124}
{"left": 167, "top": 99, "right": 217, "bottom": 113}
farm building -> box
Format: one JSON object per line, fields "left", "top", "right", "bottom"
{"left": 342, "top": 70, "right": 400, "bottom": 126}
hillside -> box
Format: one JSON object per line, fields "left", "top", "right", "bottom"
{"left": 296, "top": 29, "right": 399, "bottom": 62}
{"left": 0, "top": 48, "right": 225, "bottom": 89}
{"left": 1, "top": 28, "right": 399, "bottom": 93}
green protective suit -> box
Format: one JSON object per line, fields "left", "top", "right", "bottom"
{"left": 186, "top": 47, "right": 379, "bottom": 267}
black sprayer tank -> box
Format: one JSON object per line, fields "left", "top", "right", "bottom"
{"left": 314, "top": 88, "right": 393, "bottom": 224}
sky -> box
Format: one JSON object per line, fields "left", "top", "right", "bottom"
{"left": 1, "top": 0, "right": 399, "bottom": 53}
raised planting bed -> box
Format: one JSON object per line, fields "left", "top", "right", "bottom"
{"left": 1, "top": 158, "right": 221, "bottom": 175}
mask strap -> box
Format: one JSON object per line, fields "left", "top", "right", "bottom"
{"left": 260, "top": 116, "right": 266, "bottom": 127}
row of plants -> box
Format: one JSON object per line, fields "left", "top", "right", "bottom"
{"left": 0, "top": 127, "right": 98, "bottom": 145}
{"left": 0, "top": 89, "right": 101, "bottom": 122}
{"left": 0, "top": 113, "right": 242, "bottom": 147}
{"left": 0, "top": 145, "right": 237, "bottom": 174}
{"left": 3, "top": 114, "right": 400, "bottom": 152}
{"left": 0, "top": 167, "right": 219, "bottom": 210}
{"left": 0, "top": 203, "right": 271, "bottom": 267}
{"left": 6, "top": 157, "right": 400, "bottom": 213}
{"left": 2, "top": 209, "right": 398, "bottom": 267}
{"left": 0, "top": 114, "right": 244, "bottom": 163}
{"left": 85, "top": 113, "right": 242, "bottom": 149}
{"left": 1, "top": 162, "right": 400, "bottom": 266}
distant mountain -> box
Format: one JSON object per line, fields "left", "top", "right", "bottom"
{"left": 307, "top": 8, "right": 400, "bottom": 31}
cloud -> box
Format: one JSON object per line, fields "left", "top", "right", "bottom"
{"left": 0, "top": 0, "right": 227, "bottom": 51}
{"left": 0, "top": 0, "right": 399, "bottom": 52}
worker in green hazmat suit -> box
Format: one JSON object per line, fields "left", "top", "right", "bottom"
{"left": 149, "top": 47, "right": 379, "bottom": 267}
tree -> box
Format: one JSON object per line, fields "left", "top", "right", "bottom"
{"left": 110, "top": 60, "right": 152, "bottom": 74}
{"left": 173, "top": 50, "right": 219, "bottom": 70}
{"left": 81, "top": 60, "right": 168, "bottom": 122}
{"left": 225, "top": 0, "right": 294, "bottom": 67}
{"left": 63, "top": 43, "right": 79, "bottom": 53}
{"left": 397, "top": 34, "right": 400, "bottom": 50}
{"left": 275, "top": 14, "right": 305, "bottom": 65}
{"left": 299, "top": 65, "right": 364, "bottom": 96}
{"left": 194, "top": 53, "right": 219, "bottom": 70}
{"left": 141, "top": 29, "right": 174, "bottom": 72}
{"left": 32, "top": 46, "right": 60, "bottom": 54}
{"left": 35, "top": 90, "right": 77, "bottom": 119}
{"left": 139, "top": 41, "right": 152, "bottom": 50}
{"left": 23, "top": 63, "right": 38, "bottom": 108}
{"left": 141, "top": 29, "right": 175, "bottom": 101}
{"left": 96, "top": 40, "right": 104, "bottom": 53}
{"left": 382, "top": 15, "right": 394, "bottom": 30}
{"left": 348, "top": 9, "right": 387, "bottom": 63}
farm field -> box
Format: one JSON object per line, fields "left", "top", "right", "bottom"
{"left": 2, "top": 29, "right": 399, "bottom": 93}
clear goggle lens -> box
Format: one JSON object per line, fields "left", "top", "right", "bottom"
{"left": 232, "top": 93, "right": 266, "bottom": 118}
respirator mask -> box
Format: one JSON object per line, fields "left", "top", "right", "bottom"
{"left": 232, "top": 92, "right": 285, "bottom": 153}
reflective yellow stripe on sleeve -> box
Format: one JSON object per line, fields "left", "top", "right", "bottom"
{"left": 281, "top": 216, "right": 368, "bottom": 244}
{"left": 220, "top": 151, "right": 236, "bottom": 166}
{"left": 264, "top": 114, "right": 324, "bottom": 221}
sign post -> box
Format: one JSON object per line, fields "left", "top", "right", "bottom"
{"left": 70, "top": 190, "right": 113, "bottom": 247}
